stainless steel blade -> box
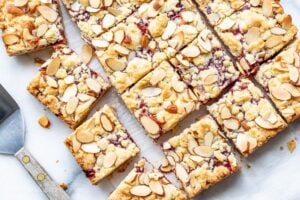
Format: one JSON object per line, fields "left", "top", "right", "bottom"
{"left": 0, "top": 85, "right": 25, "bottom": 155}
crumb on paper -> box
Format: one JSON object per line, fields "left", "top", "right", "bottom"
{"left": 59, "top": 182, "right": 68, "bottom": 190}
{"left": 34, "top": 57, "right": 45, "bottom": 66}
{"left": 280, "top": 146, "right": 284, "bottom": 151}
{"left": 38, "top": 115, "right": 51, "bottom": 128}
{"left": 247, "top": 164, "right": 251, "bottom": 169}
{"left": 287, "top": 139, "right": 296, "bottom": 153}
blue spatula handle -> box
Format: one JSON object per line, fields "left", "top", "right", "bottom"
{"left": 15, "top": 147, "right": 70, "bottom": 200}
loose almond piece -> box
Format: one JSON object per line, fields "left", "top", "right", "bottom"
{"left": 103, "top": 152, "right": 117, "bottom": 168}
{"left": 81, "top": 142, "right": 100, "bottom": 153}
{"left": 3, "top": 34, "right": 19, "bottom": 45}
{"left": 37, "top": 6, "right": 58, "bottom": 22}
{"left": 149, "top": 180, "right": 164, "bottom": 195}
{"left": 46, "top": 57, "right": 61, "bottom": 76}
{"left": 14, "top": 0, "right": 28, "bottom": 7}
{"left": 140, "top": 116, "right": 160, "bottom": 135}
{"left": 130, "top": 185, "right": 152, "bottom": 197}
{"left": 66, "top": 97, "right": 79, "bottom": 114}
{"left": 76, "top": 131, "right": 94, "bottom": 143}
{"left": 38, "top": 115, "right": 51, "bottom": 128}
{"left": 81, "top": 44, "right": 93, "bottom": 64}
{"left": 175, "top": 163, "right": 189, "bottom": 183}
{"left": 100, "top": 113, "right": 114, "bottom": 132}
{"left": 105, "top": 58, "right": 126, "bottom": 71}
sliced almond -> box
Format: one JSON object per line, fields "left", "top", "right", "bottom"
{"left": 36, "top": 24, "right": 48, "bottom": 37}
{"left": 86, "top": 78, "right": 101, "bottom": 93}
{"left": 221, "top": 107, "right": 231, "bottom": 119}
{"left": 198, "top": 38, "right": 212, "bottom": 52}
{"left": 114, "top": 44, "right": 130, "bottom": 55}
{"left": 107, "top": 7, "right": 122, "bottom": 16}
{"left": 3, "top": 34, "right": 19, "bottom": 45}
{"left": 102, "top": 14, "right": 115, "bottom": 29}
{"left": 140, "top": 36, "right": 150, "bottom": 48}
{"left": 37, "top": 6, "right": 58, "bottom": 22}
{"left": 142, "top": 87, "right": 161, "bottom": 97}
{"left": 270, "top": 86, "right": 291, "bottom": 101}
{"left": 81, "top": 142, "right": 100, "bottom": 153}
{"left": 281, "top": 83, "right": 300, "bottom": 97}
{"left": 250, "top": 0, "right": 260, "bottom": 6}
{"left": 130, "top": 185, "right": 151, "bottom": 197}
{"left": 61, "top": 84, "right": 78, "bottom": 102}
{"left": 78, "top": 93, "right": 93, "bottom": 101}
{"left": 14, "top": 0, "right": 28, "bottom": 7}
{"left": 245, "top": 27, "right": 260, "bottom": 45}
{"left": 236, "top": 134, "right": 248, "bottom": 153}
{"left": 140, "top": 116, "right": 160, "bottom": 135}
{"left": 114, "top": 30, "right": 125, "bottom": 44}
{"left": 181, "top": 11, "right": 194, "bottom": 23}
{"left": 6, "top": 4, "right": 24, "bottom": 15}
{"left": 81, "top": 44, "right": 93, "bottom": 64}
{"left": 64, "top": 75, "right": 75, "bottom": 84}
{"left": 162, "top": 21, "right": 176, "bottom": 40}
{"left": 223, "top": 118, "right": 240, "bottom": 130}
{"left": 173, "top": 31, "right": 184, "bottom": 50}
{"left": 105, "top": 58, "right": 126, "bottom": 71}
{"left": 100, "top": 113, "right": 114, "bottom": 132}
{"left": 282, "top": 15, "right": 292, "bottom": 30}
{"left": 181, "top": 45, "right": 200, "bottom": 58}
{"left": 175, "top": 163, "right": 189, "bottom": 183}
{"left": 255, "top": 116, "right": 282, "bottom": 129}
{"left": 89, "top": 0, "right": 100, "bottom": 8}
{"left": 103, "top": 0, "right": 113, "bottom": 7}
{"left": 270, "top": 27, "right": 287, "bottom": 35}
{"left": 218, "top": 18, "right": 235, "bottom": 31}
{"left": 262, "top": 0, "right": 273, "bottom": 17}
{"left": 66, "top": 97, "right": 79, "bottom": 115}
{"left": 265, "top": 35, "right": 283, "bottom": 48}
{"left": 45, "top": 76, "right": 58, "bottom": 88}
{"left": 71, "top": 136, "right": 81, "bottom": 153}
{"left": 76, "top": 130, "right": 94, "bottom": 143}
{"left": 139, "top": 174, "right": 150, "bottom": 185}
{"left": 38, "top": 115, "right": 50, "bottom": 128}
{"left": 91, "top": 24, "right": 103, "bottom": 35}
{"left": 289, "top": 67, "right": 299, "bottom": 83}
{"left": 189, "top": 155, "right": 204, "bottom": 163}
{"left": 86, "top": 6, "right": 100, "bottom": 13}
{"left": 92, "top": 39, "right": 109, "bottom": 48}
{"left": 46, "top": 57, "right": 61, "bottom": 76}
{"left": 103, "top": 152, "right": 117, "bottom": 168}
{"left": 204, "top": 132, "right": 214, "bottom": 146}
{"left": 188, "top": 137, "right": 198, "bottom": 154}
{"left": 71, "top": 2, "right": 81, "bottom": 11}
{"left": 204, "top": 74, "right": 218, "bottom": 85}
{"left": 150, "top": 68, "right": 166, "bottom": 85}
{"left": 172, "top": 80, "right": 185, "bottom": 93}
{"left": 149, "top": 180, "right": 164, "bottom": 195}
{"left": 193, "top": 146, "right": 214, "bottom": 157}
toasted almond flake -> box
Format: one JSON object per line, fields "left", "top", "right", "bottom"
{"left": 289, "top": 67, "right": 299, "bottom": 83}
{"left": 165, "top": 104, "right": 178, "bottom": 113}
{"left": 282, "top": 15, "right": 292, "bottom": 30}
{"left": 181, "top": 45, "right": 200, "bottom": 58}
{"left": 37, "top": 6, "right": 58, "bottom": 22}
{"left": 91, "top": 24, "right": 102, "bottom": 35}
{"left": 14, "top": 0, "right": 28, "bottom": 7}
{"left": 71, "top": 2, "right": 81, "bottom": 11}
{"left": 266, "top": 35, "right": 282, "bottom": 48}
{"left": 103, "top": 152, "right": 117, "bottom": 168}
{"left": 102, "top": 14, "right": 115, "bottom": 29}
{"left": 36, "top": 24, "right": 48, "bottom": 37}
{"left": 250, "top": 0, "right": 260, "bottom": 6}
{"left": 64, "top": 75, "right": 75, "bottom": 84}
{"left": 78, "top": 93, "right": 92, "bottom": 101}
{"left": 193, "top": 146, "right": 214, "bottom": 157}
{"left": 81, "top": 142, "right": 100, "bottom": 153}
{"left": 45, "top": 76, "right": 58, "bottom": 88}
{"left": 86, "top": 78, "right": 101, "bottom": 93}
{"left": 248, "top": 137, "right": 258, "bottom": 151}
{"left": 142, "top": 87, "right": 161, "bottom": 97}
{"left": 107, "top": 7, "right": 122, "bottom": 16}
{"left": 86, "top": 6, "right": 100, "bottom": 13}
{"left": 255, "top": 116, "right": 282, "bottom": 129}
{"left": 103, "top": 0, "right": 113, "bottom": 7}
{"left": 204, "top": 74, "right": 218, "bottom": 85}
{"left": 189, "top": 155, "right": 204, "bottom": 163}
{"left": 224, "top": 118, "right": 240, "bottom": 130}
{"left": 140, "top": 116, "right": 160, "bottom": 135}
{"left": 181, "top": 11, "right": 194, "bottom": 23}
{"left": 61, "top": 84, "right": 78, "bottom": 102}
{"left": 218, "top": 18, "right": 235, "bottom": 31}
{"left": 114, "top": 44, "right": 129, "bottom": 55}
{"left": 92, "top": 39, "right": 109, "bottom": 48}
{"left": 71, "top": 136, "right": 81, "bottom": 153}
{"left": 89, "top": 0, "right": 100, "bottom": 8}
{"left": 166, "top": 155, "right": 175, "bottom": 166}
{"left": 281, "top": 83, "right": 300, "bottom": 97}
{"left": 175, "top": 163, "right": 189, "bottom": 183}
{"left": 105, "top": 58, "right": 126, "bottom": 71}
{"left": 150, "top": 68, "right": 166, "bottom": 85}
{"left": 173, "top": 31, "right": 184, "bottom": 50}
{"left": 81, "top": 44, "right": 93, "bottom": 64}
{"left": 204, "top": 132, "right": 214, "bottom": 146}
{"left": 270, "top": 86, "right": 291, "bottom": 101}
{"left": 76, "top": 130, "right": 94, "bottom": 143}
{"left": 149, "top": 180, "right": 164, "bottom": 195}
{"left": 162, "top": 21, "right": 176, "bottom": 40}
{"left": 236, "top": 134, "right": 248, "bottom": 153}
{"left": 267, "top": 113, "right": 278, "bottom": 124}
{"left": 46, "top": 57, "right": 60, "bottom": 76}
{"left": 38, "top": 115, "right": 50, "bottom": 128}
{"left": 188, "top": 137, "right": 198, "bottom": 154}
{"left": 3, "top": 34, "right": 19, "bottom": 45}
{"left": 163, "top": 142, "right": 172, "bottom": 150}
{"left": 66, "top": 97, "right": 79, "bottom": 115}
{"left": 287, "top": 139, "right": 297, "bottom": 153}
{"left": 262, "top": 0, "right": 273, "bottom": 17}
{"left": 100, "top": 113, "right": 114, "bottom": 132}
{"left": 130, "top": 185, "right": 151, "bottom": 197}
{"left": 198, "top": 39, "right": 212, "bottom": 52}
{"left": 139, "top": 173, "right": 150, "bottom": 185}
{"left": 114, "top": 30, "right": 125, "bottom": 44}
{"left": 221, "top": 107, "right": 231, "bottom": 119}
{"left": 159, "top": 163, "right": 173, "bottom": 173}
{"left": 245, "top": 27, "right": 260, "bottom": 45}
{"left": 270, "top": 27, "right": 287, "bottom": 35}
{"left": 6, "top": 4, "right": 24, "bottom": 15}
{"left": 168, "top": 151, "right": 180, "bottom": 162}
{"left": 172, "top": 80, "right": 185, "bottom": 93}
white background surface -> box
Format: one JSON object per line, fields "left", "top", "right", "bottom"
{"left": 1, "top": 0, "right": 300, "bottom": 199}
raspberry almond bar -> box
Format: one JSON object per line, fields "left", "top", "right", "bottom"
{"left": 0, "top": 0, "right": 66, "bottom": 56}
{"left": 208, "top": 78, "right": 287, "bottom": 156}
{"left": 195, "top": 0, "right": 246, "bottom": 25}
{"left": 62, "top": 0, "right": 150, "bottom": 42}
{"left": 215, "top": 0, "right": 297, "bottom": 74}
{"left": 108, "top": 158, "right": 187, "bottom": 200}
{"left": 94, "top": 8, "right": 168, "bottom": 93}
{"left": 65, "top": 105, "right": 140, "bottom": 184}
{"left": 122, "top": 61, "right": 199, "bottom": 140}
{"left": 170, "top": 29, "right": 240, "bottom": 103}
{"left": 27, "top": 46, "right": 110, "bottom": 129}
{"left": 161, "top": 115, "right": 239, "bottom": 198}
{"left": 255, "top": 39, "right": 300, "bottom": 123}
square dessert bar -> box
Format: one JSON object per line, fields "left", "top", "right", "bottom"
{"left": 255, "top": 39, "right": 300, "bottom": 123}
{"left": 161, "top": 115, "right": 239, "bottom": 198}
{"left": 62, "top": 0, "right": 150, "bottom": 42}
{"left": 0, "top": 0, "right": 66, "bottom": 56}
{"left": 208, "top": 78, "right": 287, "bottom": 156}
{"left": 27, "top": 47, "right": 110, "bottom": 129}
{"left": 215, "top": 0, "right": 297, "bottom": 74}
{"left": 94, "top": 12, "right": 167, "bottom": 93}
{"left": 121, "top": 61, "right": 199, "bottom": 140}
{"left": 195, "top": 0, "right": 246, "bottom": 25}
{"left": 65, "top": 105, "right": 140, "bottom": 184}
{"left": 108, "top": 158, "right": 187, "bottom": 200}
{"left": 170, "top": 29, "right": 240, "bottom": 103}
{"left": 147, "top": 0, "right": 206, "bottom": 58}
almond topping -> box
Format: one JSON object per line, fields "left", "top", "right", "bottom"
{"left": 150, "top": 68, "right": 166, "bottom": 85}
{"left": 255, "top": 116, "right": 282, "bottom": 129}
{"left": 108, "top": 7, "right": 122, "bottom": 16}
{"left": 245, "top": 27, "right": 260, "bottom": 45}
{"left": 165, "top": 104, "right": 177, "bottom": 113}
{"left": 114, "top": 30, "right": 125, "bottom": 44}
{"left": 61, "top": 84, "right": 78, "bottom": 102}
{"left": 66, "top": 97, "right": 79, "bottom": 115}
{"left": 37, "top": 6, "right": 58, "bottom": 22}
{"left": 14, "top": 0, "right": 28, "bottom": 7}
{"left": 236, "top": 134, "right": 257, "bottom": 153}
{"left": 221, "top": 107, "right": 231, "bottom": 119}
{"left": 250, "top": 0, "right": 260, "bottom": 6}
{"left": 265, "top": 35, "right": 283, "bottom": 48}
{"left": 100, "top": 113, "right": 114, "bottom": 132}
{"left": 149, "top": 180, "right": 164, "bottom": 195}
{"left": 172, "top": 80, "right": 185, "bottom": 93}
{"left": 175, "top": 163, "right": 189, "bottom": 183}
{"left": 223, "top": 118, "right": 240, "bottom": 130}
{"left": 142, "top": 87, "right": 161, "bottom": 97}
{"left": 181, "top": 11, "right": 194, "bottom": 23}
{"left": 86, "top": 78, "right": 101, "bottom": 93}
{"left": 38, "top": 115, "right": 50, "bottom": 128}
{"left": 102, "top": 14, "right": 115, "bottom": 29}
{"left": 289, "top": 67, "right": 299, "bottom": 83}
{"left": 262, "top": 0, "right": 273, "bottom": 17}
{"left": 218, "top": 18, "right": 235, "bottom": 31}
{"left": 6, "top": 4, "right": 24, "bottom": 15}
{"left": 162, "top": 21, "right": 176, "bottom": 40}
{"left": 46, "top": 57, "right": 61, "bottom": 76}
{"left": 204, "top": 74, "right": 218, "bottom": 85}
{"left": 270, "top": 27, "right": 287, "bottom": 35}
{"left": 181, "top": 45, "right": 200, "bottom": 58}
{"left": 92, "top": 39, "right": 109, "bottom": 48}
{"left": 76, "top": 131, "right": 94, "bottom": 143}
{"left": 140, "top": 36, "right": 150, "bottom": 48}
{"left": 130, "top": 185, "right": 151, "bottom": 197}
{"left": 45, "top": 76, "right": 58, "bottom": 88}
{"left": 89, "top": 0, "right": 100, "bottom": 8}
{"left": 281, "top": 83, "right": 300, "bottom": 97}
{"left": 114, "top": 44, "right": 130, "bottom": 55}
{"left": 270, "top": 86, "right": 291, "bottom": 101}
{"left": 103, "top": 0, "right": 113, "bottom": 7}
{"left": 105, "top": 58, "right": 126, "bottom": 71}
{"left": 81, "top": 44, "right": 93, "bottom": 64}
{"left": 188, "top": 137, "right": 198, "bottom": 154}
{"left": 193, "top": 146, "right": 214, "bottom": 157}
{"left": 204, "top": 132, "right": 214, "bottom": 146}
{"left": 103, "top": 152, "right": 117, "bottom": 168}
{"left": 81, "top": 142, "right": 100, "bottom": 153}
{"left": 140, "top": 116, "right": 160, "bottom": 135}
{"left": 3, "top": 34, "right": 19, "bottom": 45}
{"left": 36, "top": 24, "right": 48, "bottom": 37}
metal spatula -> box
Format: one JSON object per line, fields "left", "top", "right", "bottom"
{"left": 0, "top": 84, "right": 69, "bottom": 200}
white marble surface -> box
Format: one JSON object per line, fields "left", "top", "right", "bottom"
{"left": 1, "top": 1, "right": 300, "bottom": 199}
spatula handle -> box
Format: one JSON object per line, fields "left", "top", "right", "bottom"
{"left": 15, "top": 147, "right": 70, "bottom": 200}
